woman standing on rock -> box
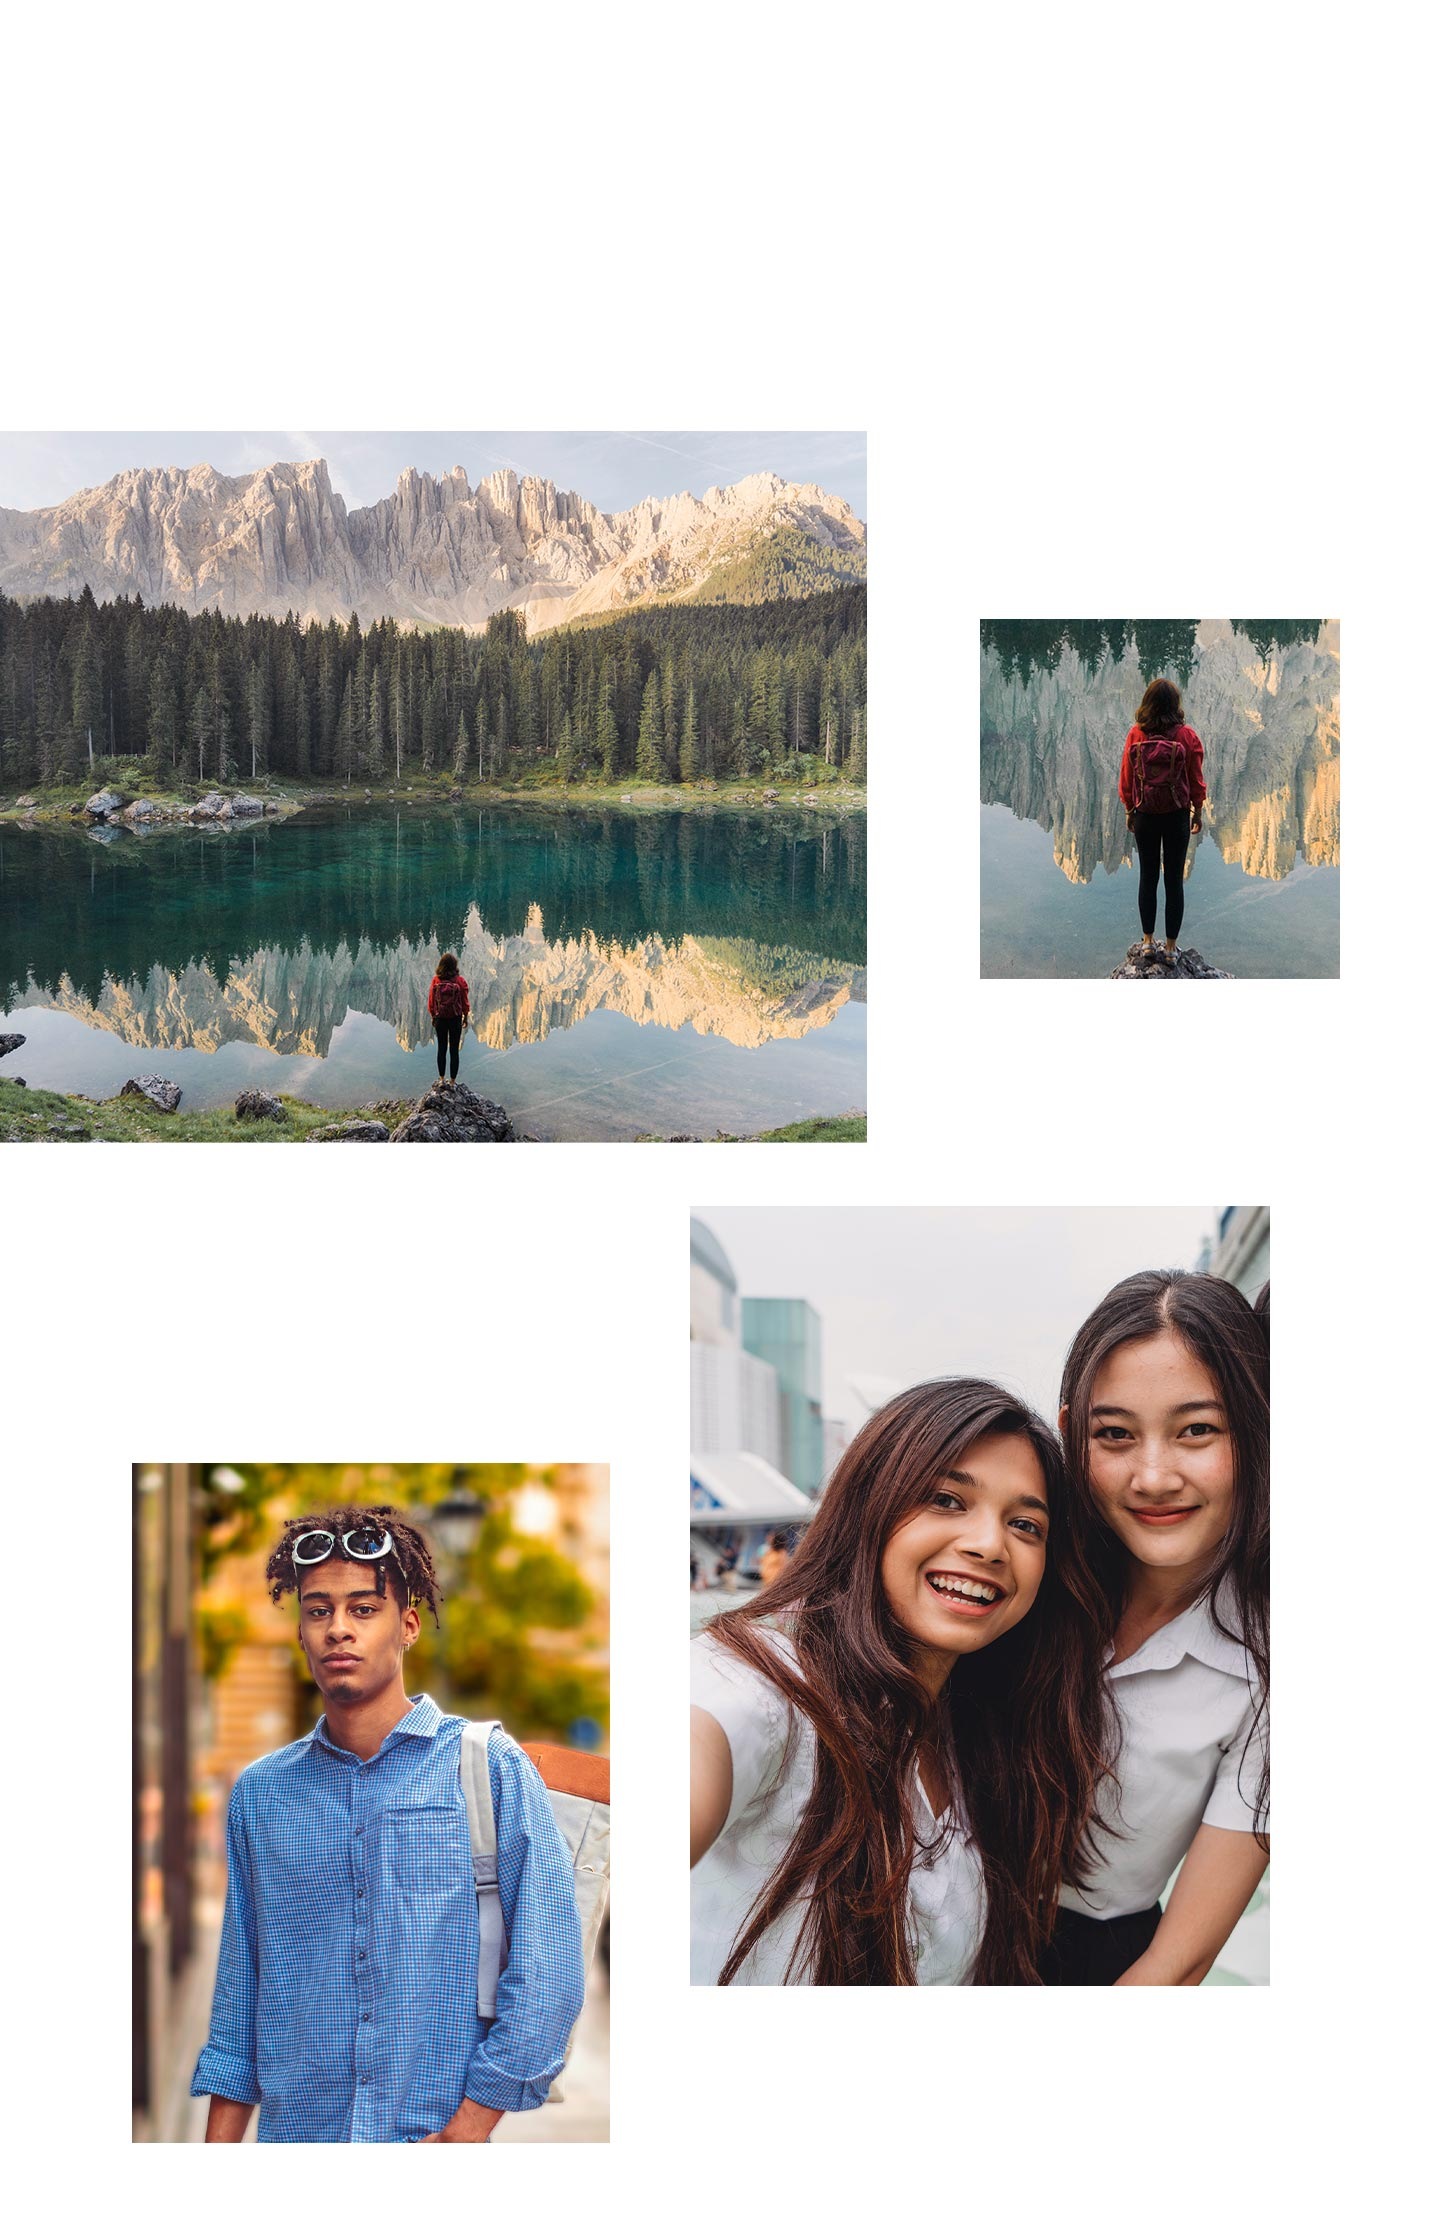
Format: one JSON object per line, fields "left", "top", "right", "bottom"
{"left": 1120, "top": 679, "right": 1206, "bottom": 964}
{"left": 1045, "top": 1270, "right": 1269, "bottom": 1984}
{"left": 691, "top": 1378, "right": 1113, "bottom": 1985}
{"left": 427, "top": 951, "right": 470, "bottom": 1084}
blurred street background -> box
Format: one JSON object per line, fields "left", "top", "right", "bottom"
{"left": 690, "top": 1206, "right": 1269, "bottom": 1985}
{"left": 134, "top": 1460, "right": 609, "bottom": 2140}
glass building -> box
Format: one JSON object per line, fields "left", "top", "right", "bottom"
{"left": 742, "top": 1296, "right": 825, "bottom": 1498}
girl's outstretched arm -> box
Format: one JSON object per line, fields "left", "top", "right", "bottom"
{"left": 1113, "top": 1824, "right": 1269, "bottom": 1985}
{"left": 691, "top": 1705, "right": 733, "bottom": 1867}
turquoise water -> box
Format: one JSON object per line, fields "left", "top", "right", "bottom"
{"left": 1, "top": 804, "right": 866, "bottom": 1139}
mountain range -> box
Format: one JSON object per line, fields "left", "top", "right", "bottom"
{"left": 0, "top": 459, "right": 866, "bottom": 634}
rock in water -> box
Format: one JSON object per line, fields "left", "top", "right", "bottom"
{"left": 84, "top": 788, "right": 125, "bottom": 817}
{"left": 226, "top": 793, "right": 265, "bottom": 817}
{"left": 189, "top": 792, "right": 226, "bottom": 820}
{"left": 0, "top": 1033, "right": 24, "bottom": 1060}
{"left": 309, "top": 1121, "right": 390, "bottom": 1142}
{"left": 119, "top": 1074, "right": 183, "bottom": 1112}
{"left": 1109, "top": 943, "right": 1236, "bottom": 980}
{"left": 234, "top": 1090, "right": 286, "bottom": 1123}
{"left": 390, "top": 1081, "right": 516, "bottom": 1143}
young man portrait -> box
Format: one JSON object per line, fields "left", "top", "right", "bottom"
{"left": 191, "top": 1504, "right": 585, "bottom": 2143}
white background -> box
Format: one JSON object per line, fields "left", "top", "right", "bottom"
{"left": 2, "top": 0, "right": 1429, "bottom": 2216}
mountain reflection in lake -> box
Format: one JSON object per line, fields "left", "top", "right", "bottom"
{"left": 980, "top": 620, "right": 1339, "bottom": 978}
{"left": 0, "top": 805, "right": 865, "bottom": 1138}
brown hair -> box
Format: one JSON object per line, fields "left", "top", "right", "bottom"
{"left": 707, "top": 1378, "right": 1113, "bottom": 1986}
{"left": 435, "top": 951, "right": 459, "bottom": 979}
{"left": 1060, "top": 1271, "right": 1269, "bottom": 1840}
{"left": 1135, "top": 677, "right": 1184, "bottom": 734}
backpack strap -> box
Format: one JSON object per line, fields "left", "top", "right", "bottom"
{"left": 461, "top": 1719, "right": 509, "bottom": 2021}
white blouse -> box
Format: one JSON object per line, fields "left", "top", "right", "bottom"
{"left": 690, "top": 1627, "right": 985, "bottom": 1986}
{"left": 1059, "top": 1584, "right": 1269, "bottom": 1921}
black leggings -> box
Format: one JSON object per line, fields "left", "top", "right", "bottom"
{"left": 435, "top": 1015, "right": 463, "bottom": 1079}
{"left": 1132, "top": 808, "right": 1192, "bottom": 940}
{"left": 1037, "top": 1901, "right": 1163, "bottom": 1986}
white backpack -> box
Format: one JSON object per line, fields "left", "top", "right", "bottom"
{"left": 460, "top": 1720, "right": 610, "bottom": 2079}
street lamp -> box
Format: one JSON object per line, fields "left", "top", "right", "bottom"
{"left": 428, "top": 1485, "right": 488, "bottom": 1562}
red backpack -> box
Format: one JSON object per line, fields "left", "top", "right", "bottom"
{"left": 433, "top": 973, "right": 466, "bottom": 1020}
{"left": 1133, "top": 730, "right": 1191, "bottom": 814}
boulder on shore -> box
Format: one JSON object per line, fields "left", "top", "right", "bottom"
{"left": 0, "top": 1033, "right": 24, "bottom": 1060}
{"left": 121, "top": 797, "right": 158, "bottom": 822}
{"left": 222, "top": 792, "right": 266, "bottom": 818}
{"left": 309, "top": 1120, "right": 390, "bottom": 1142}
{"left": 390, "top": 1080, "right": 515, "bottom": 1143}
{"left": 84, "top": 788, "right": 125, "bottom": 818}
{"left": 1110, "top": 943, "right": 1236, "bottom": 981}
{"left": 119, "top": 1074, "right": 183, "bottom": 1113}
{"left": 235, "top": 1089, "right": 286, "bottom": 1123}
{"left": 189, "top": 792, "right": 227, "bottom": 820}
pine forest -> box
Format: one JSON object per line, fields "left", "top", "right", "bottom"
{"left": 1, "top": 584, "right": 867, "bottom": 792}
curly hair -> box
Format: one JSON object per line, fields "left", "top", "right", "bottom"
{"left": 264, "top": 1504, "right": 443, "bottom": 1626}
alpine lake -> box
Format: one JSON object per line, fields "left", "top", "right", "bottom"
{"left": 0, "top": 800, "right": 866, "bottom": 1140}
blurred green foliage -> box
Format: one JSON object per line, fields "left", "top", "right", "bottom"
{"left": 196, "top": 1601, "right": 252, "bottom": 1682}
{"left": 200, "top": 1463, "right": 607, "bottom": 1743}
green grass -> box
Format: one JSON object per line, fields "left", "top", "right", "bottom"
{"left": 0, "top": 1078, "right": 405, "bottom": 1143}
{"left": 2, "top": 1079, "right": 865, "bottom": 1144}
{"left": 748, "top": 1114, "right": 867, "bottom": 1142}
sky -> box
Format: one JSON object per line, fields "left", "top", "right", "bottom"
{"left": 696, "top": 1206, "right": 1221, "bottom": 1432}
{"left": 0, "top": 430, "right": 866, "bottom": 521}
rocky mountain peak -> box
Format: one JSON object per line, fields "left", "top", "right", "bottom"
{"left": 0, "top": 454, "right": 865, "bottom": 633}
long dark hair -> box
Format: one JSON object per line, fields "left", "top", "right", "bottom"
{"left": 435, "top": 950, "right": 459, "bottom": 979}
{"left": 1059, "top": 1271, "right": 1269, "bottom": 1840}
{"left": 707, "top": 1378, "right": 1113, "bottom": 1986}
{"left": 1135, "top": 677, "right": 1184, "bottom": 734}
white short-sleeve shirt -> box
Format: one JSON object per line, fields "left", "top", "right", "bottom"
{"left": 691, "top": 1628, "right": 985, "bottom": 1985}
{"left": 1059, "top": 1583, "right": 1268, "bottom": 1920}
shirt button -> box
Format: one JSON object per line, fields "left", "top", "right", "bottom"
{"left": 358, "top": 1950, "right": 366, "bottom": 1960}
{"left": 356, "top": 1887, "right": 364, "bottom": 1897}
{"left": 363, "top": 2013, "right": 371, "bottom": 2023}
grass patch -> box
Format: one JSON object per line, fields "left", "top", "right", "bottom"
{"left": 0, "top": 1078, "right": 404, "bottom": 1143}
{"left": 748, "top": 1114, "right": 867, "bottom": 1142}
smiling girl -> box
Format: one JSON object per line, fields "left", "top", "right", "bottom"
{"left": 1049, "top": 1270, "right": 1270, "bottom": 1986}
{"left": 690, "top": 1378, "right": 1112, "bottom": 1985}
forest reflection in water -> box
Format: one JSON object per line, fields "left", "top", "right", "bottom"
{"left": 980, "top": 620, "right": 1339, "bottom": 978}
{"left": 0, "top": 803, "right": 866, "bottom": 1134}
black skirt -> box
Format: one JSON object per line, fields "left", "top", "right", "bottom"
{"left": 1037, "top": 1901, "right": 1163, "bottom": 1986}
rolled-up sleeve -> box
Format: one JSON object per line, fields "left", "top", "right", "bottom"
{"left": 191, "top": 1785, "right": 262, "bottom": 2105}
{"left": 463, "top": 1739, "right": 585, "bottom": 2113}
{"left": 1203, "top": 1700, "right": 1268, "bottom": 1836}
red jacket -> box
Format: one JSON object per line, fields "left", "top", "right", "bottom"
{"left": 1120, "top": 723, "right": 1206, "bottom": 811}
{"left": 428, "top": 972, "right": 470, "bottom": 1020}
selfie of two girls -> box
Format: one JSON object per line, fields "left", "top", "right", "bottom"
{"left": 689, "top": 1205, "right": 1269, "bottom": 1987}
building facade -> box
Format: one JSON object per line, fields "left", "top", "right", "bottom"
{"left": 742, "top": 1295, "right": 826, "bottom": 1497}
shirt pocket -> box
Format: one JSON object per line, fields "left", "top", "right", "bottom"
{"left": 387, "top": 1803, "right": 468, "bottom": 1895}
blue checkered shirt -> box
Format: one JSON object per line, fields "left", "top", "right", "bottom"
{"left": 191, "top": 1695, "right": 585, "bottom": 2142}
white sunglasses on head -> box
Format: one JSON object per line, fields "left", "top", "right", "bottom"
{"left": 292, "top": 1525, "right": 394, "bottom": 1567}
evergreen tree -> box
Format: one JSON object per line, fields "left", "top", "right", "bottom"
{"left": 679, "top": 684, "right": 700, "bottom": 783}
{"left": 148, "top": 655, "right": 180, "bottom": 772}
{"left": 246, "top": 659, "right": 268, "bottom": 781}
{"left": 635, "top": 670, "right": 665, "bottom": 782}
{"left": 453, "top": 707, "right": 471, "bottom": 782}
{"left": 337, "top": 671, "right": 358, "bottom": 784}
{"left": 367, "top": 667, "right": 385, "bottom": 779}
